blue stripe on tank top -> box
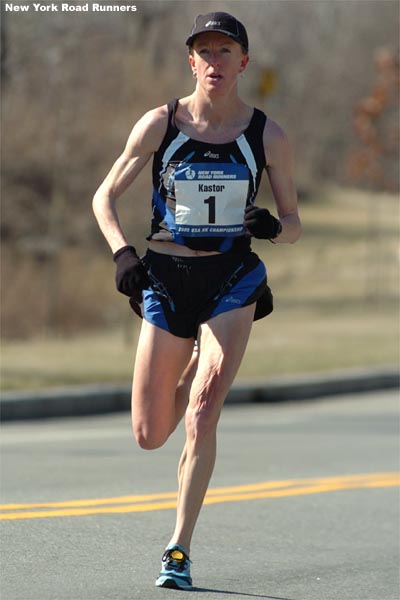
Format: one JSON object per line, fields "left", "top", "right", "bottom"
{"left": 152, "top": 188, "right": 166, "bottom": 218}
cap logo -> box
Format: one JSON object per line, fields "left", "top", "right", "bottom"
{"left": 205, "top": 20, "right": 221, "bottom": 27}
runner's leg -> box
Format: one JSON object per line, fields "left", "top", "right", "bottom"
{"left": 131, "top": 320, "right": 194, "bottom": 450}
{"left": 175, "top": 343, "right": 199, "bottom": 428}
{"left": 175, "top": 344, "right": 199, "bottom": 506}
{"left": 169, "top": 303, "right": 256, "bottom": 553}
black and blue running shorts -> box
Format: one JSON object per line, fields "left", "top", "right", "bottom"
{"left": 129, "top": 249, "right": 273, "bottom": 339}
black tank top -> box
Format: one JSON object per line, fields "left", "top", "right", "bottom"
{"left": 147, "top": 99, "right": 267, "bottom": 253}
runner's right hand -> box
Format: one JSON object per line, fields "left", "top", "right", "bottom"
{"left": 113, "top": 245, "right": 150, "bottom": 297}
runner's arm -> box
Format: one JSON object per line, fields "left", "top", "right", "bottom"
{"left": 263, "top": 119, "right": 302, "bottom": 244}
{"left": 92, "top": 106, "right": 168, "bottom": 253}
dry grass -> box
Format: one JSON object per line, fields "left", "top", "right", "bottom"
{"left": 239, "top": 304, "right": 398, "bottom": 379}
{"left": 2, "top": 305, "right": 396, "bottom": 392}
{"left": 1, "top": 186, "right": 398, "bottom": 391}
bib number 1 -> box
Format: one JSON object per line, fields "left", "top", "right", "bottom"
{"left": 204, "top": 195, "right": 216, "bottom": 224}
{"left": 174, "top": 162, "right": 250, "bottom": 237}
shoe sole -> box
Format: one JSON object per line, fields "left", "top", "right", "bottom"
{"left": 155, "top": 576, "right": 192, "bottom": 590}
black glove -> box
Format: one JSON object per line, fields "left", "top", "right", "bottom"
{"left": 113, "top": 245, "right": 150, "bottom": 298}
{"left": 244, "top": 205, "right": 282, "bottom": 240}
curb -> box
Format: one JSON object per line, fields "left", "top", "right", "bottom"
{"left": 1, "top": 366, "right": 398, "bottom": 421}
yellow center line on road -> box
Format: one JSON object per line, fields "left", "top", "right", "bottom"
{"left": 0, "top": 472, "right": 394, "bottom": 510}
{"left": 0, "top": 472, "right": 398, "bottom": 521}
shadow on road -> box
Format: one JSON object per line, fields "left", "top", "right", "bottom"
{"left": 192, "top": 588, "right": 293, "bottom": 600}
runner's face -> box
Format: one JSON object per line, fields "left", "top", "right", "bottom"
{"left": 189, "top": 32, "right": 249, "bottom": 95}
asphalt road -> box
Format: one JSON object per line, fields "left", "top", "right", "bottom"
{"left": 1, "top": 390, "right": 399, "bottom": 600}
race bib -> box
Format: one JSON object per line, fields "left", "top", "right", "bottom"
{"left": 173, "top": 162, "right": 249, "bottom": 237}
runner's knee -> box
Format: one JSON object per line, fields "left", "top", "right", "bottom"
{"left": 132, "top": 420, "right": 170, "bottom": 450}
{"left": 185, "top": 403, "right": 220, "bottom": 444}
{"left": 185, "top": 377, "right": 224, "bottom": 443}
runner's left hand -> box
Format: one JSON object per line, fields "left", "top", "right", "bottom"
{"left": 243, "top": 205, "right": 282, "bottom": 240}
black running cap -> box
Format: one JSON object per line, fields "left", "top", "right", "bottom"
{"left": 186, "top": 12, "right": 249, "bottom": 53}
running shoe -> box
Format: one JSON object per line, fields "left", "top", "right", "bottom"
{"left": 155, "top": 544, "right": 193, "bottom": 590}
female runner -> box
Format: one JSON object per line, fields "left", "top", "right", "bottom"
{"left": 93, "top": 11, "right": 301, "bottom": 590}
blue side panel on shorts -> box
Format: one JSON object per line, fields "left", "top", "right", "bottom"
{"left": 209, "top": 260, "right": 267, "bottom": 320}
{"left": 142, "top": 289, "right": 170, "bottom": 333}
